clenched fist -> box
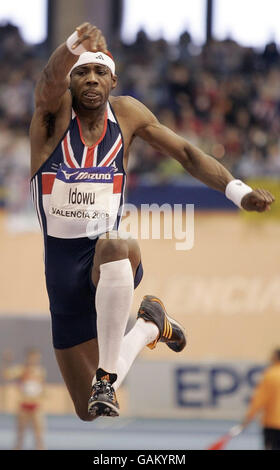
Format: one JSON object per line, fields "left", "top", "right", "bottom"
{"left": 71, "top": 22, "right": 107, "bottom": 54}
{"left": 241, "top": 188, "right": 275, "bottom": 212}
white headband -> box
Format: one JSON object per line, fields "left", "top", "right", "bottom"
{"left": 70, "top": 51, "right": 115, "bottom": 75}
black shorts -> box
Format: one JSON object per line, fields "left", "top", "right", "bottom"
{"left": 45, "top": 235, "right": 143, "bottom": 349}
{"left": 263, "top": 427, "right": 280, "bottom": 450}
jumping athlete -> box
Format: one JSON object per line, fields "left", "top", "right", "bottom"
{"left": 30, "top": 23, "right": 275, "bottom": 421}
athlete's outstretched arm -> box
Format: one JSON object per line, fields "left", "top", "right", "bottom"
{"left": 127, "top": 97, "right": 275, "bottom": 212}
{"left": 35, "top": 22, "right": 107, "bottom": 113}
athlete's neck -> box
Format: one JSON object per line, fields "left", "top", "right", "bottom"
{"left": 73, "top": 101, "right": 107, "bottom": 130}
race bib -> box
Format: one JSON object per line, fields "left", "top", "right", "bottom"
{"left": 49, "top": 164, "right": 115, "bottom": 223}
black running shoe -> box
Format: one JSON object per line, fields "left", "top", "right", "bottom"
{"left": 137, "top": 295, "right": 187, "bottom": 352}
{"left": 88, "top": 369, "right": 119, "bottom": 417}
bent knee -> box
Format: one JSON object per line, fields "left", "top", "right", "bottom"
{"left": 92, "top": 236, "right": 141, "bottom": 285}
{"left": 96, "top": 238, "right": 130, "bottom": 264}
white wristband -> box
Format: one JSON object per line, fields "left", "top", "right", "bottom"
{"left": 225, "top": 179, "right": 253, "bottom": 209}
{"left": 66, "top": 31, "right": 87, "bottom": 56}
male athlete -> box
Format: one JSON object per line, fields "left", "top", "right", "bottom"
{"left": 30, "top": 23, "right": 274, "bottom": 421}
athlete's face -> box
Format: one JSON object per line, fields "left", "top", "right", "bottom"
{"left": 70, "top": 63, "right": 117, "bottom": 110}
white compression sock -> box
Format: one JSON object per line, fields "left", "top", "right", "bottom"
{"left": 95, "top": 258, "right": 134, "bottom": 375}
{"left": 92, "top": 318, "right": 159, "bottom": 387}
{"left": 114, "top": 318, "right": 159, "bottom": 390}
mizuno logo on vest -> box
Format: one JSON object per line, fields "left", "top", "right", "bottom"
{"left": 62, "top": 169, "right": 79, "bottom": 180}
{"left": 75, "top": 172, "right": 112, "bottom": 181}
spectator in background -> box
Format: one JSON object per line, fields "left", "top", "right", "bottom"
{"left": 2, "top": 348, "right": 46, "bottom": 450}
{"left": 262, "top": 41, "right": 280, "bottom": 69}
{"left": 242, "top": 348, "right": 280, "bottom": 450}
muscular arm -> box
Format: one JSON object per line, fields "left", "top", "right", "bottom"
{"left": 35, "top": 23, "right": 108, "bottom": 114}
{"left": 30, "top": 23, "right": 108, "bottom": 176}
{"left": 124, "top": 97, "right": 274, "bottom": 210}
{"left": 34, "top": 43, "right": 78, "bottom": 113}
{"left": 141, "top": 122, "right": 233, "bottom": 192}
{"left": 128, "top": 97, "right": 233, "bottom": 192}
{"left": 30, "top": 42, "right": 77, "bottom": 175}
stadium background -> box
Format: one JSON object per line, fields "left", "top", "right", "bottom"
{"left": 0, "top": 0, "right": 279, "bottom": 449}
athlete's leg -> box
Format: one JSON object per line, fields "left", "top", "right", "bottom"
{"left": 88, "top": 234, "right": 141, "bottom": 416}
{"left": 55, "top": 339, "right": 99, "bottom": 421}
{"left": 54, "top": 321, "right": 155, "bottom": 422}
{"left": 91, "top": 234, "right": 141, "bottom": 285}
{"left": 113, "top": 318, "right": 159, "bottom": 390}
{"left": 14, "top": 408, "right": 28, "bottom": 450}
{"left": 92, "top": 235, "right": 141, "bottom": 375}
{"left": 114, "top": 295, "right": 187, "bottom": 390}
{"left": 55, "top": 295, "right": 185, "bottom": 421}
{"left": 54, "top": 234, "right": 185, "bottom": 421}
{"left": 54, "top": 236, "right": 141, "bottom": 421}
{"left": 31, "top": 410, "right": 46, "bottom": 450}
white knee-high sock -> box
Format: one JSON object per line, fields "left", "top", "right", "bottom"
{"left": 114, "top": 318, "right": 159, "bottom": 390}
{"left": 92, "top": 318, "right": 159, "bottom": 387}
{"left": 95, "top": 258, "right": 134, "bottom": 375}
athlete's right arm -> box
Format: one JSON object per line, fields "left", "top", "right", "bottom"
{"left": 34, "top": 22, "right": 107, "bottom": 114}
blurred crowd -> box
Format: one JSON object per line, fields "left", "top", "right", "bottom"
{"left": 0, "top": 22, "right": 280, "bottom": 211}
{"left": 112, "top": 30, "right": 280, "bottom": 185}
{"left": 0, "top": 23, "right": 46, "bottom": 212}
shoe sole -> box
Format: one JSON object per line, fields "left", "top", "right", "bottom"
{"left": 88, "top": 400, "right": 119, "bottom": 417}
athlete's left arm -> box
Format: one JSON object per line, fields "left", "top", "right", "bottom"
{"left": 130, "top": 97, "right": 275, "bottom": 212}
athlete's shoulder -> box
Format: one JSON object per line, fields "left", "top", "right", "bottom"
{"left": 110, "top": 95, "right": 148, "bottom": 113}
{"left": 109, "top": 95, "right": 157, "bottom": 127}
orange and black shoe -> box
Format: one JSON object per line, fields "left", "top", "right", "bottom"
{"left": 88, "top": 368, "right": 119, "bottom": 417}
{"left": 137, "top": 295, "right": 187, "bottom": 352}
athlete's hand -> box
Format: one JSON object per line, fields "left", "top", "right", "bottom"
{"left": 241, "top": 189, "right": 275, "bottom": 212}
{"left": 71, "top": 22, "right": 107, "bottom": 53}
